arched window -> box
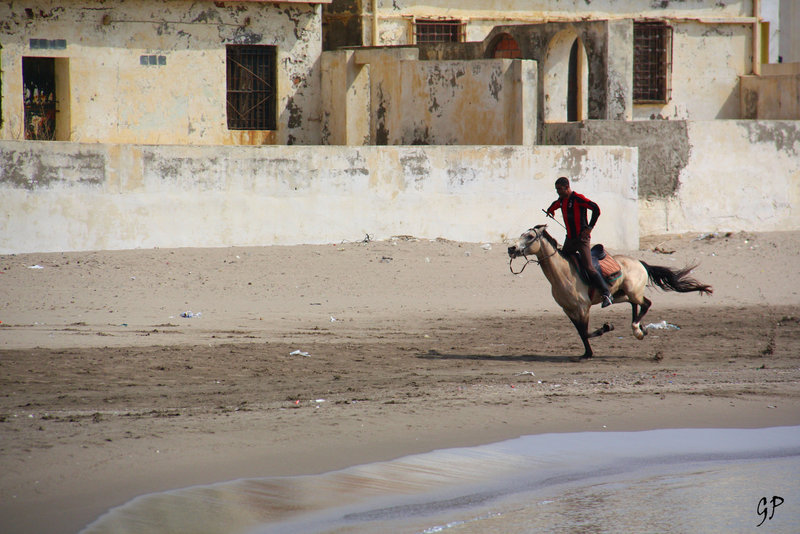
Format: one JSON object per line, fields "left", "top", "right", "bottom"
{"left": 491, "top": 34, "right": 521, "bottom": 59}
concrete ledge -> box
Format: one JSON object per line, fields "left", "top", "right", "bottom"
{"left": 1, "top": 142, "right": 638, "bottom": 253}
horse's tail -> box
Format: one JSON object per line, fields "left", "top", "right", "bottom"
{"left": 640, "top": 261, "right": 713, "bottom": 295}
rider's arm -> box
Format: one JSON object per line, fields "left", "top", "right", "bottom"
{"left": 545, "top": 199, "right": 560, "bottom": 217}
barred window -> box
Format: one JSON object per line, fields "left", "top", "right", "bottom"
{"left": 226, "top": 45, "right": 276, "bottom": 130}
{"left": 415, "top": 19, "right": 464, "bottom": 44}
{"left": 633, "top": 21, "right": 672, "bottom": 103}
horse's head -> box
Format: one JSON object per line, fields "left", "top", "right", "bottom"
{"left": 507, "top": 225, "right": 547, "bottom": 259}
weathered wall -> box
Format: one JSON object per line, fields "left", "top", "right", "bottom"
{"left": 544, "top": 120, "right": 690, "bottom": 199}
{"left": 362, "top": 1, "right": 754, "bottom": 122}
{"left": 634, "top": 20, "right": 751, "bottom": 121}
{"left": 0, "top": 141, "right": 638, "bottom": 253}
{"left": 483, "top": 21, "right": 631, "bottom": 125}
{"left": 741, "top": 63, "right": 800, "bottom": 119}
{"left": 545, "top": 119, "right": 799, "bottom": 235}
{"left": 640, "top": 121, "right": 800, "bottom": 234}
{"left": 0, "top": 0, "right": 323, "bottom": 145}
{"left": 367, "top": 0, "right": 751, "bottom": 46}
{"left": 321, "top": 48, "right": 537, "bottom": 145}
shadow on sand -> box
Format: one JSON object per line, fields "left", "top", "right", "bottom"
{"left": 416, "top": 349, "right": 587, "bottom": 364}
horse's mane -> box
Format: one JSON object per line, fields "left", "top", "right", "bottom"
{"left": 533, "top": 224, "right": 560, "bottom": 250}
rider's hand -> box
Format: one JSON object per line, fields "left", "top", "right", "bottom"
{"left": 580, "top": 227, "right": 591, "bottom": 239}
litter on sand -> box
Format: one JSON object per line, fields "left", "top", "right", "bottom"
{"left": 28, "top": 265, "right": 44, "bottom": 269}
{"left": 645, "top": 320, "right": 680, "bottom": 330}
{"left": 180, "top": 311, "right": 201, "bottom": 318}
{"left": 290, "top": 350, "right": 311, "bottom": 357}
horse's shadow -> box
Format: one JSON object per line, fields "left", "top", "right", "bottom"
{"left": 416, "top": 351, "right": 586, "bottom": 363}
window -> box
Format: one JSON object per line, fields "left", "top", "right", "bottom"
{"left": 226, "top": 45, "right": 277, "bottom": 130}
{"left": 414, "top": 19, "right": 464, "bottom": 44}
{"left": 633, "top": 21, "right": 672, "bottom": 103}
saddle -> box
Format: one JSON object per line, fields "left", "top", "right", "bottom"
{"left": 567, "top": 244, "right": 622, "bottom": 286}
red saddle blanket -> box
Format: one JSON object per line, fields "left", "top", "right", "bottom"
{"left": 598, "top": 253, "right": 622, "bottom": 281}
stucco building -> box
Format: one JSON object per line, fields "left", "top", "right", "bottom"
{"left": 1, "top": 0, "right": 328, "bottom": 145}
{"left": 0, "top": 1, "right": 798, "bottom": 253}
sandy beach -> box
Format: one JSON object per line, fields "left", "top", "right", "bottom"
{"left": 2, "top": 229, "right": 799, "bottom": 533}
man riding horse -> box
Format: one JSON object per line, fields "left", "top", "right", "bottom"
{"left": 546, "top": 177, "right": 613, "bottom": 308}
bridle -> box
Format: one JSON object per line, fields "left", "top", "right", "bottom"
{"left": 508, "top": 230, "right": 558, "bottom": 274}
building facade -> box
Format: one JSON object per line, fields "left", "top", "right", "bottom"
{"left": 0, "top": 0, "right": 328, "bottom": 145}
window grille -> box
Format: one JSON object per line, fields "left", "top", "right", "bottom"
{"left": 226, "top": 45, "right": 277, "bottom": 130}
{"left": 414, "top": 19, "right": 465, "bottom": 44}
{"left": 633, "top": 21, "right": 672, "bottom": 103}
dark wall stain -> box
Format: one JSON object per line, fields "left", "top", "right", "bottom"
{"left": 489, "top": 69, "right": 502, "bottom": 101}
{"left": 230, "top": 27, "right": 263, "bottom": 44}
{"left": 741, "top": 88, "right": 758, "bottom": 119}
{"left": 399, "top": 151, "right": 429, "bottom": 189}
{"left": 286, "top": 97, "right": 303, "bottom": 129}
{"left": 1, "top": 148, "right": 105, "bottom": 190}
{"left": 544, "top": 120, "right": 691, "bottom": 199}
{"left": 375, "top": 85, "right": 389, "bottom": 145}
{"left": 743, "top": 121, "right": 800, "bottom": 156}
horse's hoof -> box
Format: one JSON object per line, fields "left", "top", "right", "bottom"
{"left": 604, "top": 323, "right": 614, "bottom": 332}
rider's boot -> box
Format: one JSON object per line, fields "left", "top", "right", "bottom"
{"left": 591, "top": 271, "right": 613, "bottom": 308}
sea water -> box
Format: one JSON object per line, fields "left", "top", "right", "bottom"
{"left": 81, "top": 427, "right": 800, "bottom": 534}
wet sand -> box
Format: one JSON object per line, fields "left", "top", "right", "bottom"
{"left": 1, "top": 230, "right": 799, "bottom": 533}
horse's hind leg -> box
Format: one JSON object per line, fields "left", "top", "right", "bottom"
{"left": 631, "top": 297, "right": 652, "bottom": 340}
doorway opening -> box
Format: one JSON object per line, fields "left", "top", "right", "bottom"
{"left": 23, "top": 57, "right": 56, "bottom": 140}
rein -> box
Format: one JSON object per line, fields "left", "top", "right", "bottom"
{"left": 508, "top": 239, "right": 558, "bottom": 274}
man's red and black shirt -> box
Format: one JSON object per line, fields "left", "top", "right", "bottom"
{"left": 546, "top": 192, "right": 600, "bottom": 239}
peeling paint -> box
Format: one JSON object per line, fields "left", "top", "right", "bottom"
{"left": 743, "top": 121, "right": 800, "bottom": 156}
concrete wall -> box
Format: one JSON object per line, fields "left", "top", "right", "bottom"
{"left": 321, "top": 48, "right": 537, "bottom": 145}
{"left": 366, "top": 0, "right": 752, "bottom": 46}
{"left": 544, "top": 120, "right": 690, "bottom": 199}
{"left": 0, "top": 141, "right": 638, "bottom": 253}
{"left": 360, "top": 1, "right": 755, "bottom": 122}
{"left": 0, "top": 0, "right": 323, "bottom": 145}
{"left": 741, "top": 63, "right": 800, "bottom": 119}
{"left": 640, "top": 121, "right": 800, "bottom": 235}
{"left": 633, "top": 20, "right": 751, "bottom": 121}
{"left": 545, "top": 119, "right": 799, "bottom": 235}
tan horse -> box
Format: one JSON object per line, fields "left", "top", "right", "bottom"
{"left": 507, "top": 225, "right": 712, "bottom": 358}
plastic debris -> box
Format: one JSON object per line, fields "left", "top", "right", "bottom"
{"left": 515, "top": 371, "right": 536, "bottom": 376}
{"left": 180, "top": 311, "right": 201, "bottom": 318}
{"left": 481, "top": 243, "right": 492, "bottom": 251}
{"left": 290, "top": 350, "right": 311, "bottom": 357}
{"left": 645, "top": 320, "right": 680, "bottom": 330}
{"left": 28, "top": 265, "right": 44, "bottom": 269}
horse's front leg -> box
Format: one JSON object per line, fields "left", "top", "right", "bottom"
{"left": 569, "top": 317, "right": 593, "bottom": 358}
{"left": 569, "top": 317, "right": 614, "bottom": 359}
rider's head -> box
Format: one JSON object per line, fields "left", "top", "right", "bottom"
{"left": 555, "top": 177, "right": 571, "bottom": 199}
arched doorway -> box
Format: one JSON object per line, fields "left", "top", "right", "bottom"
{"left": 490, "top": 33, "right": 521, "bottom": 59}
{"left": 544, "top": 29, "right": 588, "bottom": 123}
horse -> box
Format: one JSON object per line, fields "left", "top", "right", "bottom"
{"left": 507, "top": 225, "right": 712, "bottom": 358}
